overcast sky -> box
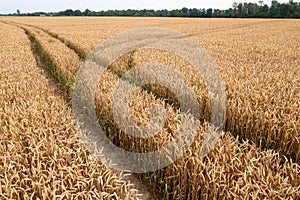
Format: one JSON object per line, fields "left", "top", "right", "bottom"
{"left": 0, "top": 0, "right": 292, "bottom": 14}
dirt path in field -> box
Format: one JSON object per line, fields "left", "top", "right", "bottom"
{"left": 2, "top": 21, "right": 160, "bottom": 200}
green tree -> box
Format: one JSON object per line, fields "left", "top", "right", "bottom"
{"left": 259, "top": 1, "right": 264, "bottom": 7}
{"left": 181, "top": 7, "right": 189, "bottom": 17}
{"left": 206, "top": 8, "right": 213, "bottom": 17}
{"left": 213, "top": 9, "right": 221, "bottom": 17}
{"left": 237, "top": 3, "right": 243, "bottom": 17}
{"left": 232, "top": 2, "right": 238, "bottom": 17}
{"left": 243, "top": 3, "right": 249, "bottom": 17}
{"left": 74, "top": 10, "right": 82, "bottom": 16}
{"left": 248, "top": 3, "right": 259, "bottom": 17}
{"left": 259, "top": 4, "right": 269, "bottom": 17}
{"left": 83, "top": 9, "right": 91, "bottom": 16}
{"left": 64, "top": 9, "right": 74, "bottom": 16}
{"left": 169, "top": 9, "right": 180, "bottom": 17}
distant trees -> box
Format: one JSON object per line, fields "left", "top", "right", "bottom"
{"left": 83, "top": 9, "right": 91, "bottom": 16}
{"left": 4, "top": 1, "right": 300, "bottom": 18}
{"left": 64, "top": 9, "right": 74, "bottom": 16}
{"left": 233, "top": 2, "right": 238, "bottom": 17}
{"left": 74, "top": 10, "right": 82, "bottom": 16}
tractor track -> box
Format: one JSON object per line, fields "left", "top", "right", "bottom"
{"left": 2, "top": 19, "right": 299, "bottom": 199}
{"left": 1, "top": 20, "right": 159, "bottom": 200}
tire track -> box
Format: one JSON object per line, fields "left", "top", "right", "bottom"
{"left": 3, "top": 19, "right": 298, "bottom": 199}
{"left": 1, "top": 21, "right": 159, "bottom": 200}
{"left": 16, "top": 20, "right": 299, "bottom": 163}
{"left": 6, "top": 21, "right": 86, "bottom": 60}
{"left": 0, "top": 21, "right": 141, "bottom": 200}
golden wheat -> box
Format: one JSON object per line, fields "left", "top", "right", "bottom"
{"left": 0, "top": 22, "right": 139, "bottom": 199}
{"left": 1, "top": 17, "right": 299, "bottom": 199}
{"left": 93, "top": 60, "right": 300, "bottom": 199}
{"left": 6, "top": 17, "right": 298, "bottom": 161}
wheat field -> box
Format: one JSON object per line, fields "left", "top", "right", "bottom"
{"left": 0, "top": 17, "right": 299, "bottom": 199}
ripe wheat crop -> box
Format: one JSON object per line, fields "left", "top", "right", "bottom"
{"left": 92, "top": 54, "right": 300, "bottom": 199}
{"left": 1, "top": 17, "right": 299, "bottom": 199}
{"left": 9, "top": 17, "right": 299, "bottom": 161}
{"left": 0, "top": 22, "right": 139, "bottom": 200}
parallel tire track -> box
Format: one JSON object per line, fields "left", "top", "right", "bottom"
{"left": 2, "top": 21, "right": 158, "bottom": 200}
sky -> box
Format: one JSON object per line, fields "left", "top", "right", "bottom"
{"left": 0, "top": 0, "right": 293, "bottom": 14}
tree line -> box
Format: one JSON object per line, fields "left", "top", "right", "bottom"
{"left": 4, "top": 1, "right": 300, "bottom": 18}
